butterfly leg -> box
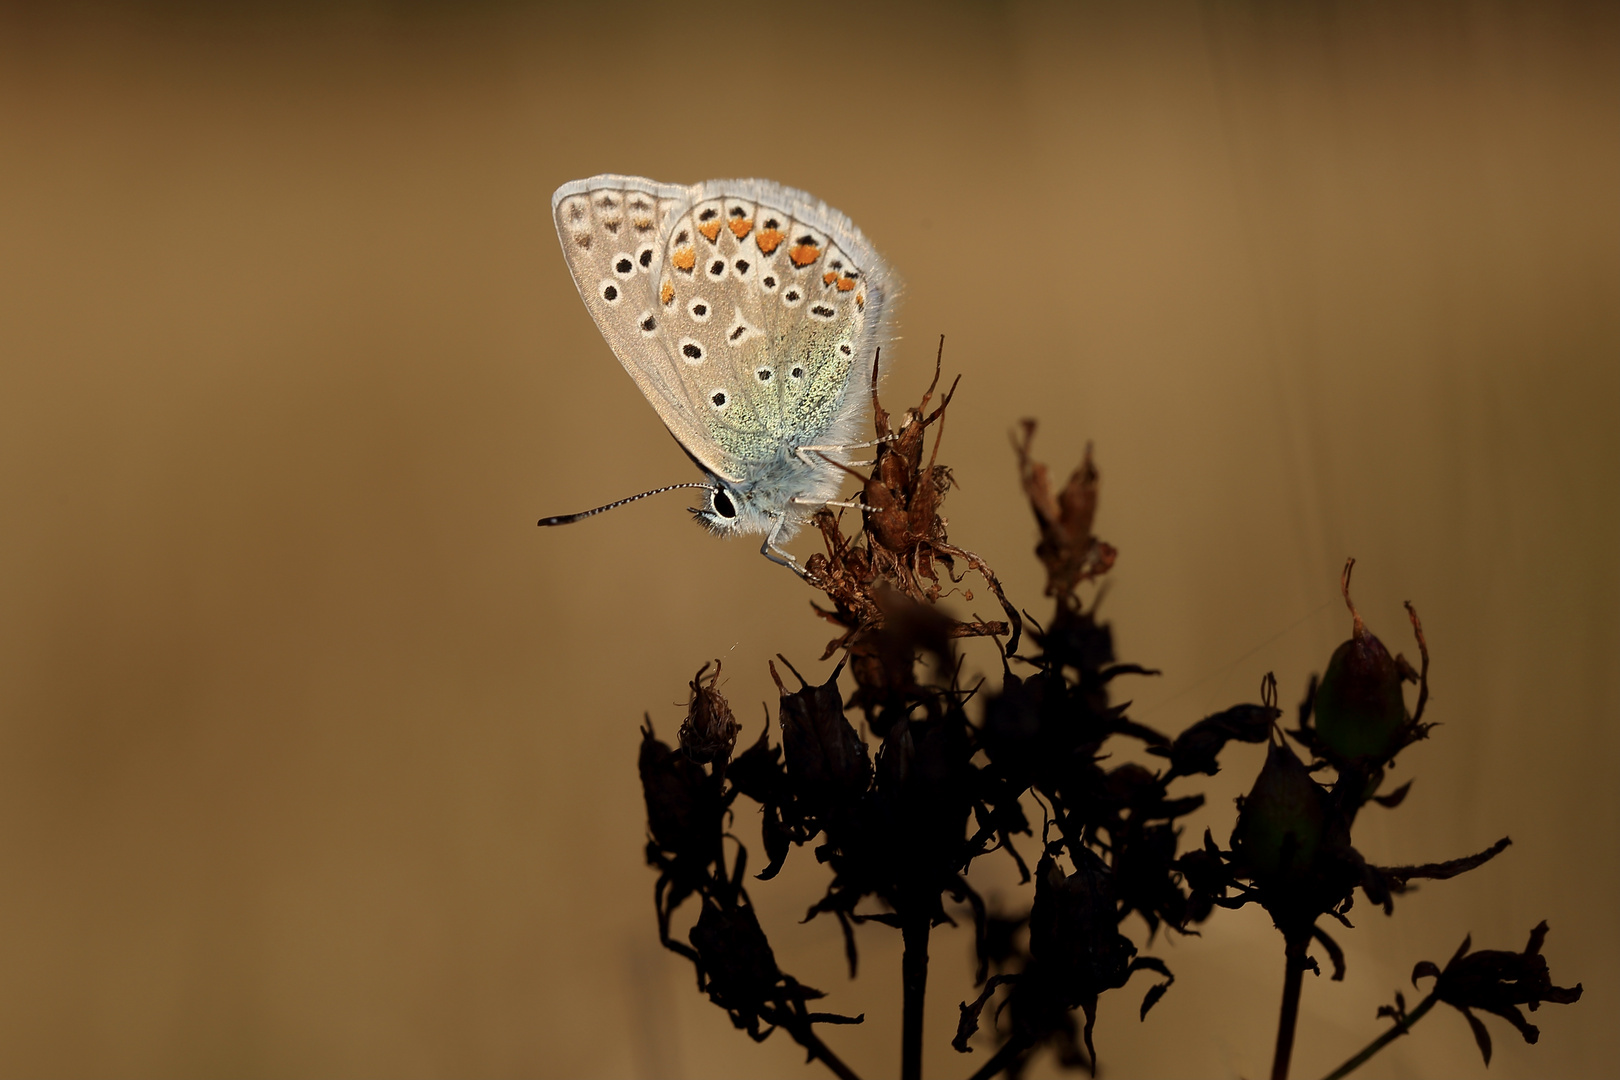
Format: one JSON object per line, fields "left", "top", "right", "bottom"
{"left": 795, "top": 496, "right": 873, "bottom": 512}
{"left": 761, "top": 512, "right": 810, "bottom": 578}
{"left": 794, "top": 435, "right": 901, "bottom": 469}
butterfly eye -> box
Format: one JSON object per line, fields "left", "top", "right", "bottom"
{"left": 612, "top": 254, "right": 635, "bottom": 278}
{"left": 709, "top": 390, "right": 728, "bottom": 409}
{"left": 638, "top": 312, "right": 658, "bottom": 336}
{"left": 707, "top": 258, "right": 727, "bottom": 278}
{"left": 636, "top": 245, "right": 655, "bottom": 270}
{"left": 760, "top": 273, "right": 777, "bottom": 292}
{"left": 781, "top": 287, "right": 803, "bottom": 308}
{"left": 687, "top": 298, "right": 711, "bottom": 322}
{"left": 755, "top": 367, "right": 773, "bottom": 382}
{"left": 679, "top": 339, "right": 705, "bottom": 364}
{"left": 712, "top": 490, "right": 736, "bottom": 518}
{"left": 599, "top": 281, "right": 621, "bottom": 304}
{"left": 790, "top": 366, "right": 805, "bottom": 379}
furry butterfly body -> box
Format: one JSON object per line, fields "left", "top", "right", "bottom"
{"left": 546, "top": 175, "right": 895, "bottom": 564}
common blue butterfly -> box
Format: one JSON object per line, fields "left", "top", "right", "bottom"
{"left": 539, "top": 175, "right": 894, "bottom": 570}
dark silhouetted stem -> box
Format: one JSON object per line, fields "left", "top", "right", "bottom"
{"left": 1318, "top": 993, "right": 1439, "bottom": 1080}
{"left": 783, "top": 1018, "right": 865, "bottom": 1080}
{"left": 1271, "top": 931, "right": 1310, "bottom": 1080}
{"left": 963, "top": 1035, "right": 1030, "bottom": 1080}
{"left": 902, "top": 914, "right": 931, "bottom": 1080}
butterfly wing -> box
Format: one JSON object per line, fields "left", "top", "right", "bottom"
{"left": 553, "top": 175, "right": 897, "bottom": 524}
{"left": 648, "top": 179, "right": 895, "bottom": 498}
{"left": 551, "top": 176, "right": 742, "bottom": 480}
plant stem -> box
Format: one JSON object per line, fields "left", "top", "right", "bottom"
{"left": 902, "top": 913, "right": 931, "bottom": 1080}
{"left": 1271, "top": 931, "right": 1310, "bottom": 1080}
{"left": 1318, "top": 993, "right": 1439, "bottom": 1080}
{"left": 962, "top": 1035, "right": 1029, "bottom": 1080}
{"left": 783, "top": 1018, "right": 866, "bottom": 1080}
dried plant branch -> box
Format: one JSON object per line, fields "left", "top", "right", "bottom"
{"left": 624, "top": 369, "right": 1579, "bottom": 1080}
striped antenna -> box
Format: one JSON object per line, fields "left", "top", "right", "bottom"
{"left": 537, "top": 482, "right": 715, "bottom": 527}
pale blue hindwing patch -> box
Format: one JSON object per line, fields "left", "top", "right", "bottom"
{"left": 552, "top": 175, "right": 895, "bottom": 543}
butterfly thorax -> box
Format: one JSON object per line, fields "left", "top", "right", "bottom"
{"left": 696, "top": 437, "right": 851, "bottom": 539}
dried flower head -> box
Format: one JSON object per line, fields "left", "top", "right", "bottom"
{"left": 1014, "top": 420, "right": 1116, "bottom": 601}
{"left": 679, "top": 660, "right": 741, "bottom": 766}
{"left": 1413, "top": 921, "right": 1583, "bottom": 1065}
{"left": 804, "top": 345, "right": 1021, "bottom": 660}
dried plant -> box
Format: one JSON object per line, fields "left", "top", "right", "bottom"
{"left": 630, "top": 360, "right": 1581, "bottom": 1080}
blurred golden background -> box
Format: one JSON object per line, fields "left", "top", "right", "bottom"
{"left": 1, "top": 2, "right": 1614, "bottom": 1077}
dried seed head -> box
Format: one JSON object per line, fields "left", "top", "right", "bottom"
{"left": 1230, "top": 740, "right": 1329, "bottom": 886}
{"left": 1413, "top": 921, "right": 1583, "bottom": 1066}
{"left": 679, "top": 661, "right": 740, "bottom": 766}
{"left": 771, "top": 656, "right": 871, "bottom": 811}
{"left": 1313, "top": 560, "right": 1409, "bottom": 763}
{"left": 1015, "top": 421, "right": 1117, "bottom": 601}
{"left": 639, "top": 718, "right": 723, "bottom": 864}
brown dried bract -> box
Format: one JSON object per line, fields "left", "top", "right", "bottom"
{"left": 804, "top": 341, "right": 1021, "bottom": 660}
{"left": 862, "top": 354, "right": 956, "bottom": 584}
{"left": 1014, "top": 420, "right": 1117, "bottom": 602}
{"left": 679, "top": 660, "right": 741, "bottom": 767}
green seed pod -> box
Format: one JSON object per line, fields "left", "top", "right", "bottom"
{"left": 1313, "top": 560, "right": 1408, "bottom": 763}
{"left": 1231, "top": 739, "right": 1327, "bottom": 884}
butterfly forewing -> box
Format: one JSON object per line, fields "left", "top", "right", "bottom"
{"left": 550, "top": 176, "right": 724, "bottom": 470}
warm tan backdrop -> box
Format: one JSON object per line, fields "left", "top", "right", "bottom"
{"left": 1, "top": 3, "right": 1614, "bottom": 1077}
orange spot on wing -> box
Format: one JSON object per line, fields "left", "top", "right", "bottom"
{"left": 728, "top": 218, "right": 753, "bottom": 240}
{"left": 822, "top": 270, "right": 838, "bottom": 285}
{"left": 671, "top": 247, "right": 696, "bottom": 272}
{"left": 835, "top": 277, "right": 856, "bottom": 292}
{"left": 660, "top": 281, "right": 675, "bottom": 306}
{"left": 756, "top": 228, "right": 785, "bottom": 254}
{"left": 698, "top": 221, "right": 723, "bottom": 243}
{"left": 789, "top": 243, "right": 821, "bottom": 268}
{"left": 855, "top": 292, "right": 865, "bottom": 309}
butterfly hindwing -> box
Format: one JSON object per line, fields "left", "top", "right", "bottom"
{"left": 653, "top": 179, "right": 893, "bottom": 474}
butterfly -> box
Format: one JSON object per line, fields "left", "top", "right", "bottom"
{"left": 538, "top": 175, "right": 895, "bottom": 570}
